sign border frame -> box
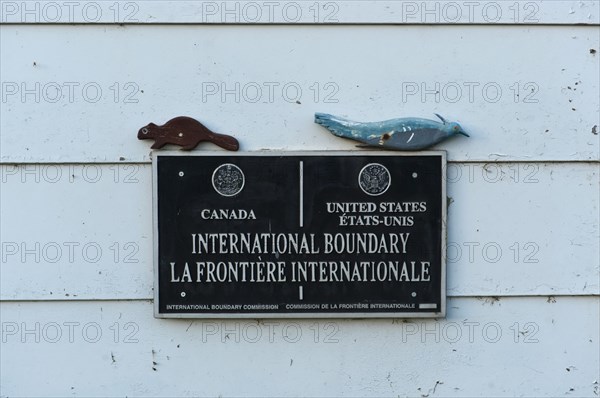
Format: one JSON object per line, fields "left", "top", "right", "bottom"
{"left": 152, "top": 150, "right": 447, "bottom": 319}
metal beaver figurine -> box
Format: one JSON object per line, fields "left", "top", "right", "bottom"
{"left": 315, "top": 113, "right": 469, "bottom": 150}
{"left": 138, "top": 116, "right": 239, "bottom": 151}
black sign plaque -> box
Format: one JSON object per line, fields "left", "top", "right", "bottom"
{"left": 153, "top": 152, "right": 446, "bottom": 318}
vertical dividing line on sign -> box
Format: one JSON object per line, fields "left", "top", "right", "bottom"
{"left": 299, "top": 286, "right": 304, "bottom": 300}
{"left": 299, "top": 161, "right": 304, "bottom": 228}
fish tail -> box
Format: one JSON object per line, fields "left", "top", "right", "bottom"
{"left": 314, "top": 113, "right": 352, "bottom": 137}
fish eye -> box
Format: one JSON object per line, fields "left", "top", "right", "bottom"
{"left": 142, "top": 127, "right": 149, "bottom": 134}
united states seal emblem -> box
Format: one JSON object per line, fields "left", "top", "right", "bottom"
{"left": 358, "top": 163, "right": 391, "bottom": 196}
{"left": 212, "top": 163, "right": 245, "bottom": 197}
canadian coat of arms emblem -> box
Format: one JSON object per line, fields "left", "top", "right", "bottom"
{"left": 212, "top": 163, "right": 245, "bottom": 197}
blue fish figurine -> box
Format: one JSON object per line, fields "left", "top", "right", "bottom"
{"left": 314, "top": 113, "right": 469, "bottom": 150}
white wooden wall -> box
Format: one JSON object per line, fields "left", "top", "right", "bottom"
{"left": 1, "top": 1, "right": 599, "bottom": 397}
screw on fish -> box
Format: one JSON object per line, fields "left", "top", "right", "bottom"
{"left": 315, "top": 113, "right": 469, "bottom": 150}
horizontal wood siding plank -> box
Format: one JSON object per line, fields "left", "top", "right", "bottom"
{"left": 1, "top": 162, "right": 597, "bottom": 300}
{"left": 1, "top": 1, "right": 598, "bottom": 25}
{"left": 1, "top": 297, "right": 598, "bottom": 397}
{"left": 1, "top": 25, "right": 599, "bottom": 162}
